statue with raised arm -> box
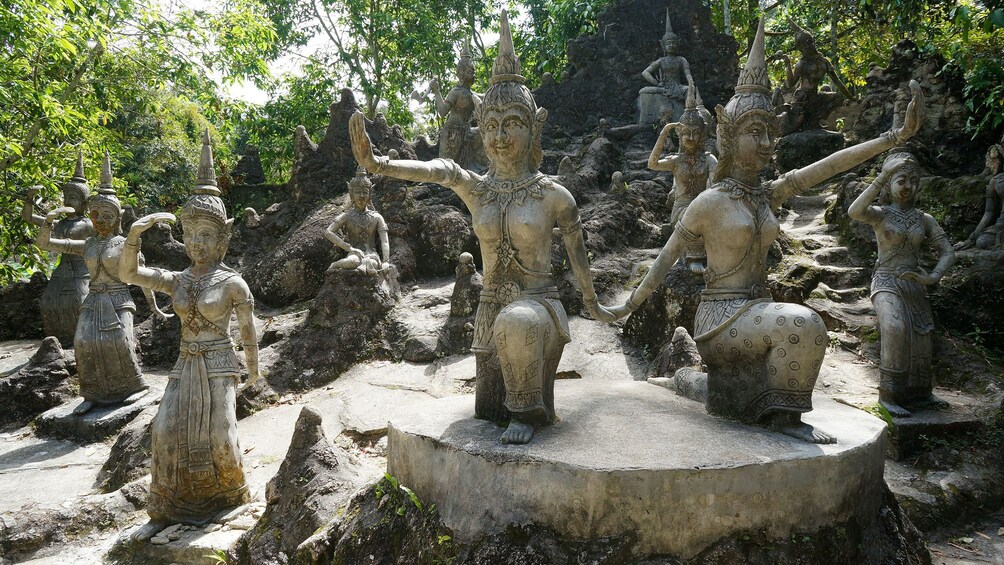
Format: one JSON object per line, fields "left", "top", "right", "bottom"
{"left": 848, "top": 151, "right": 955, "bottom": 417}
{"left": 349, "top": 11, "right": 607, "bottom": 445}
{"left": 430, "top": 39, "right": 488, "bottom": 171}
{"left": 768, "top": 22, "right": 855, "bottom": 135}
{"left": 638, "top": 9, "right": 694, "bottom": 124}
{"left": 602, "top": 20, "right": 926, "bottom": 444}
{"left": 648, "top": 81, "right": 718, "bottom": 273}
{"left": 35, "top": 151, "right": 169, "bottom": 415}
{"left": 23, "top": 152, "right": 95, "bottom": 345}
{"left": 956, "top": 143, "right": 1004, "bottom": 250}
{"left": 324, "top": 167, "right": 391, "bottom": 274}
{"left": 121, "top": 130, "right": 256, "bottom": 537}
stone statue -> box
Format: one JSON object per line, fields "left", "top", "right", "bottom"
{"left": 955, "top": 143, "right": 1004, "bottom": 250}
{"left": 849, "top": 151, "right": 956, "bottom": 417}
{"left": 35, "top": 151, "right": 169, "bottom": 415}
{"left": 638, "top": 9, "right": 693, "bottom": 124}
{"left": 430, "top": 39, "right": 488, "bottom": 171}
{"left": 323, "top": 168, "right": 391, "bottom": 275}
{"left": 349, "top": 10, "right": 607, "bottom": 444}
{"left": 451, "top": 251, "right": 482, "bottom": 318}
{"left": 601, "top": 20, "right": 927, "bottom": 444}
{"left": 22, "top": 152, "right": 95, "bottom": 346}
{"left": 121, "top": 130, "right": 258, "bottom": 536}
{"left": 767, "top": 22, "right": 855, "bottom": 135}
{"left": 648, "top": 81, "right": 718, "bottom": 273}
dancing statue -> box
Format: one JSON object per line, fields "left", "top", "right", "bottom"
{"left": 648, "top": 80, "right": 718, "bottom": 273}
{"left": 638, "top": 9, "right": 694, "bottom": 124}
{"left": 122, "top": 130, "right": 258, "bottom": 535}
{"left": 767, "top": 22, "right": 855, "bottom": 135}
{"left": 430, "top": 39, "right": 488, "bottom": 171}
{"left": 956, "top": 143, "right": 1004, "bottom": 250}
{"left": 601, "top": 20, "right": 926, "bottom": 444}
{"left": 22, "top": 152, "right": 95, "bottom": 345}
{"left": 849, "top": 151, "right": 955, "bottom": 417}
{"left": 350, "top": 11, "right": 607, "bottom": 445}
{"left": 324, "top": 167, "right": 391, "bottom": 274}
{"left": 35, "top": 151, "right": 169, "bottom": 414}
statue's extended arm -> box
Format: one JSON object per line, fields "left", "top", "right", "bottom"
{"left": 847, "top": 172, "right": 887, "bottom": 225}
{"left": 36, "top": 207, "right": 86, "bottom": 255}
{"left": 120, "top": 213, "right": 177, "bottom": 292}
{"left": 430, "top": 79, "right": 450, "bottom": 118}
{"left": 22, "top": 186, "right": 45, "bottom": 226}
{"left": 827, "top": 60, "right": 855, "bottom": 100}
{"left": 771, "top": 80, "right": 925, "bottom": 207}
{"left": 613, "top": 227, "right": 687, "bottom": 320}
{"left": 682, "top": 58, "right": 694, "bottom": 88}
{"left": 233, "top": 280, "right": 260, "bottom": 387}
{"left": 135, "top": 252, "right": 172, "bottom": 320}
{"left": 556, "top": 189, "right": 614, "bottom": 321}
{"left": 378, "top": 221, "right": 390, "bottom": 265}
{"left": 349, "top": 112, "right": 476, "bottom": 204}
{"left": 323, "top": 214, "right": 352, "bottom": 253}
{"left": 648, "top": 124, "right": 679, "bottom": 171}
{"left": 957, "top": 177, "right": 1001, "bottom": 249}
{"left": 641, "top": 61, "right": 661, "bottom": 86}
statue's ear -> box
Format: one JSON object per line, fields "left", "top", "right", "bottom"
{"left": 715, "top": 104, "right": 730, "bottom": 126}
{"left": 535, "top": 107, "right": 548, "bottom": 128}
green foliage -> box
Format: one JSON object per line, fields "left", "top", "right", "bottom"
{"left": 512, "top": 0, "right": 612, "bottom": 83}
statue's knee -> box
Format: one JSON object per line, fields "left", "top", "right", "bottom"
{"left": 495, "top": 302, "right": 545, "bottom": 338}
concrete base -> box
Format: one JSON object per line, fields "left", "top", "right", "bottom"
{"left": 388, "top": 380, "right": 887, "bottom": 558}
{"left": 111, "top": 504, "right": 263, "bottom": 565}
{"left": 888, "top": 394, "right": 986, "bottom": 460}
{"left": 35, "top": 383, "right": 165, "bottom": 442}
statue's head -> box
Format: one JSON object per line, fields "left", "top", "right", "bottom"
{"left": 793, "top": 26, "right": 816, "bottom": 54}
{"left": 87, "top": 150, "right": 122, "bottom": 236}
{"left": 457, "top": 39, "right": 475, "bottom": 86}
{"left": 879, "top": 151, "right": 921, "bottom": 207}
{"left": 986, "top": 144, "right": 1004, "bottom": 175}
{"left": 180, "top": 129, "right": 232, "bottom": 265}
{"left": 62, "top": 150, "right": 91, "bottom": 215}
{"left": 348, "top": 166, "right": 373, "bottom": 210}
{"left": 678, "top": 83, "right": 708, "bottom": 152}
{"left": 477, "top": 10, "right": 546, "bottom": 173}
{"left": 714, "top": 19, "right": 778, "bottom": 182}
{"left": 661, "top": 9, "right": 679, "bottom": 55}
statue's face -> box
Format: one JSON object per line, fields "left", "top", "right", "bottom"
{"left": 183, "top": 218, "right": 225, "bottom": 266}
{"left": 89, "top": 205, "right": 119, "bottom": 237}
{"left": 64, "top": 191, "right": 85, "bottom": 214}
{"left": 734, "top": 115, "right": 775, "bottom": 173}
{"left": 481, "top": 105, "right": 532, "bottom": 166}
{"left": 795, "top": 32, "right": 815, "bottom": 53}
{"left": 349, "top": 185, "right": 371, "bottom": 210}
{"left": 457, "top": 62, "right": 475, "bottom": 86}
{"left": 890, "top": 170, "right": 918, "bottom": 205}
{"left": 679, "top": 125, "right": 704, "bottom": 153}
{"left": 663, "top": 37, "right": 679, "bottom": 54}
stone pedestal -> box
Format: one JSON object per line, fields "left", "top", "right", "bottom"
{"left": 388, "top": 380, "right": 887, "bottom": 559}
{"left": 35, "top": 382, "right": 165, "bottom": 442}
{"left": 887, "top": 393, "right": 985, "bottom": 460}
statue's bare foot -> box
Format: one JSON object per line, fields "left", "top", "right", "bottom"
{"left": 130, "top": 520, "right": 169, "bottom": 542}
{"left": 325, "top": 262, "right": 338, "bottom": 274}
{"left": 880, "top": 398, "right": 911, "bottom": 418}
{"left": 767, "top": 413, "right": 836, "bottom": 444}
{"left": 688, "top": 261, "right": 706, "bottom": 275}
{"left": 909, "top": 393, "right": 950, "bottom": 411}
{"left": 72, "top": 400, "right": 94, "bottom": 415}
{"left": 500, "top": 420, "right": 535, "bottom": 444}
{"left": 122, "top": 387, "right": 149, "bottom": 405}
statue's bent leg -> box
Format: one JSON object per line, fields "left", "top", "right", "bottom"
{"left": 327, "top": 255, "right": 362, "bottom": 273}
{"left": 494, "top": 299, "right": 566, "bottom": 444}
{"left": 872, "top": 292, "right": 912, "bottom": 417}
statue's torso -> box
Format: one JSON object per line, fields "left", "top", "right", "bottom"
{"left": 991, "top": 174, "right": 1004, "bottom": 228}
{"left": 874, "top": 206, "right": 926, "bottom": 271}
{"left": 342, "top": 210, "right": 383, "bottom": 254}
{"left": 84, "top": 235, "right": 126, "bottom": 285}
{"left": 794, "top": 54, "right": 828, "bottom": 92}
{"left": 174, "top": 269, "right": 238, "bottom": 342}
{"left": 696, "top": 186, "right": 780, "bottom": 291}
{"left": 446, "top": 86, "right": 476, "bottom": 124}
{"left": 657, "top": 55, "right": 688, "bottom": 87}
{"left": 672, "top": 153, "right": 711, "bottom": 201}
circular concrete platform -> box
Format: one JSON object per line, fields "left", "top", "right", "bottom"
{"left": 387, "top": 380, "right": 887, "bottom": 558}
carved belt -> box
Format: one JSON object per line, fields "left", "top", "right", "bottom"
{"left": 181, "top": 338, "right": 234, "bottom": 356}
{"left": 700, "top": 283, "right": 770, "bottom": 301}
{"left": 89, "top": 282, "right": 128, "bottom": 293}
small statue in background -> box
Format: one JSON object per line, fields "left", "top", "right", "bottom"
{"left": 36, "top": 151, "right": 169, "bottom": 415}
{"left": 768, "top": 22, "right": 855, "bottom": 135}
{"left": 956, "top": 143, "right": 1004, "bottom": 250}
{"left": 638, "top": 9, "right": 694, "bottom": 124}
{"left": 22, "top": 152, "right": 95, "bottom": 346}
{"left": 323, "top": 168, "right": 391, "bottom": 275}
{"left": 451, "top": 252, "right": 483, "bottom": 318}
{"left": 122, "top": 129, "right": 258, "bottom": 536}
{"left": 849, "top": 151, "right": 956, "bottom": 417}
{"left": 648, "top": 80, "right": 718, "bottom": 273}
{"left": 430, "top": 39, "right": 488, "bottom": 171}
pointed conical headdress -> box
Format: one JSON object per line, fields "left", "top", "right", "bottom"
{"left": 89, "top": 149, "right": 122, "bottom": 213}
{"left": 679, "top": 79, "right": 706, "bottom": 129}
{"left": 457, "top": 36, "right": 474, "bottom": 77}
{"left": 61, "top": 149, "right": 91, "bottom": 203}
{"left": 662, "top": 9, "right": 678, "bottom": 44}
{"left": 348, "top": 165, "right": 373, "bottom": 192}
{"left": 181, "top": 128, "right": 229, "bottom": 226}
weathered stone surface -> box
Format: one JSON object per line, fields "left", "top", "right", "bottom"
{"left": 887, "top": 396, "right": 987, "bottom": 461}
{"left": 231, "top": 145, "right": 266, "bottom": 185}
{"left": 97, "top": 404, "right": 157, "bottom": 493}
{"left": 774, "top": 128, "right": 845, "bottom": 173}
{"left": 35, "top": 381, "right": 164, "bottom": 442}
{"left": 623, "top": 262, "right": 704, "bottom": 357}
{"left": 232, "top": 406, "right": 369, "bottom": 564}
{"left": 133, "top": 311, "right": 181, "bottom": 368}
{"left": 645, "top": 325, "right": 703, "bottom": 380}
{"left": 0, "top": 271, "right": 45, "bottom": 341}
{"left": 0, "top": 337, "right": 74, "bottom": 429}
{"left": 387, "top": 379, "right": 887, "bottom": 558}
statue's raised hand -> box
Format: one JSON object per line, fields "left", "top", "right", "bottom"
{"left": 892, "top": 80, "right": 925, "bottom": 143}
{"left": 349, "top": 111, "right": 381, "bottom": 171}
{"left": 26, "top": 185, "right": 41, "bottom": 200}
{"left": 128, "top": 212, "right": 176, "bottom": 238}
{"left": 430, "top": 79, "right": 441, "bottom": 95}
{"left": 45, "top": 207, "right": 77, "bottom": 223}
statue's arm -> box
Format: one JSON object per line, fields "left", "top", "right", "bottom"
{"left": 641, "top": 61, "right": 660, "bottom": 86}
{"left": 120, "top": 213, "right": 177, "bottom": 294}
{"left": 771, "top": 80, "right": 925, "bottom": 207}
{"left": 682, "top": 57, "right": 694, "bottom": 85}
{"left": 323, "top": 214, "right": 352, "bottom": 252}
{"left": 827, "top": 60, "right": 855, "bottom": 99}
{"left": 377, "top": 215, "right": 390, "bottom": 264}
{"left": 22, "top": 186, "right": 45, "bottom": 226}
{"left": 432, "top": 83, "right": 451, "bottom": 117}
{"left": 847, "top": 174, "right": 886, "bottom": 225}
{"left": 648, "top": 124, "right": 679, "bottom": 170}
{"left": 135, "top": 252, "right": 172, "bottom": 319}
{"left": 925, "top": 214, "right": 956, "bottom": 281}
{"left": 350, "top": 111, "right": 478, "bottom": 205}
{"left": 231, "top": 278, "right": 260, "bottom": 386}
{"left": 36, "top": 208, "right": 85, "bottom": 255}
{"left": 554, "top": 186, "right": 611, "bottom": 321}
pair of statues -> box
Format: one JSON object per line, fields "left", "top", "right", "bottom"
{"left": 32, "top": 152, "right": 169, "bottom": 415}
{"left": 351, "top": 13, "right": 926, "bottom": 445}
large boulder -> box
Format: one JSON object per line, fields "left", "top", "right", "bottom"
{"left": 0, "top": 271, "right": 45, "bottom": 341}
{"left": 0, "top": 337, "right": 75, "bottom": 429}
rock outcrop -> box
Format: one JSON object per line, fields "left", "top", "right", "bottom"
{"left": 0, "top": 337, "right": 75, "bottom": 429}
